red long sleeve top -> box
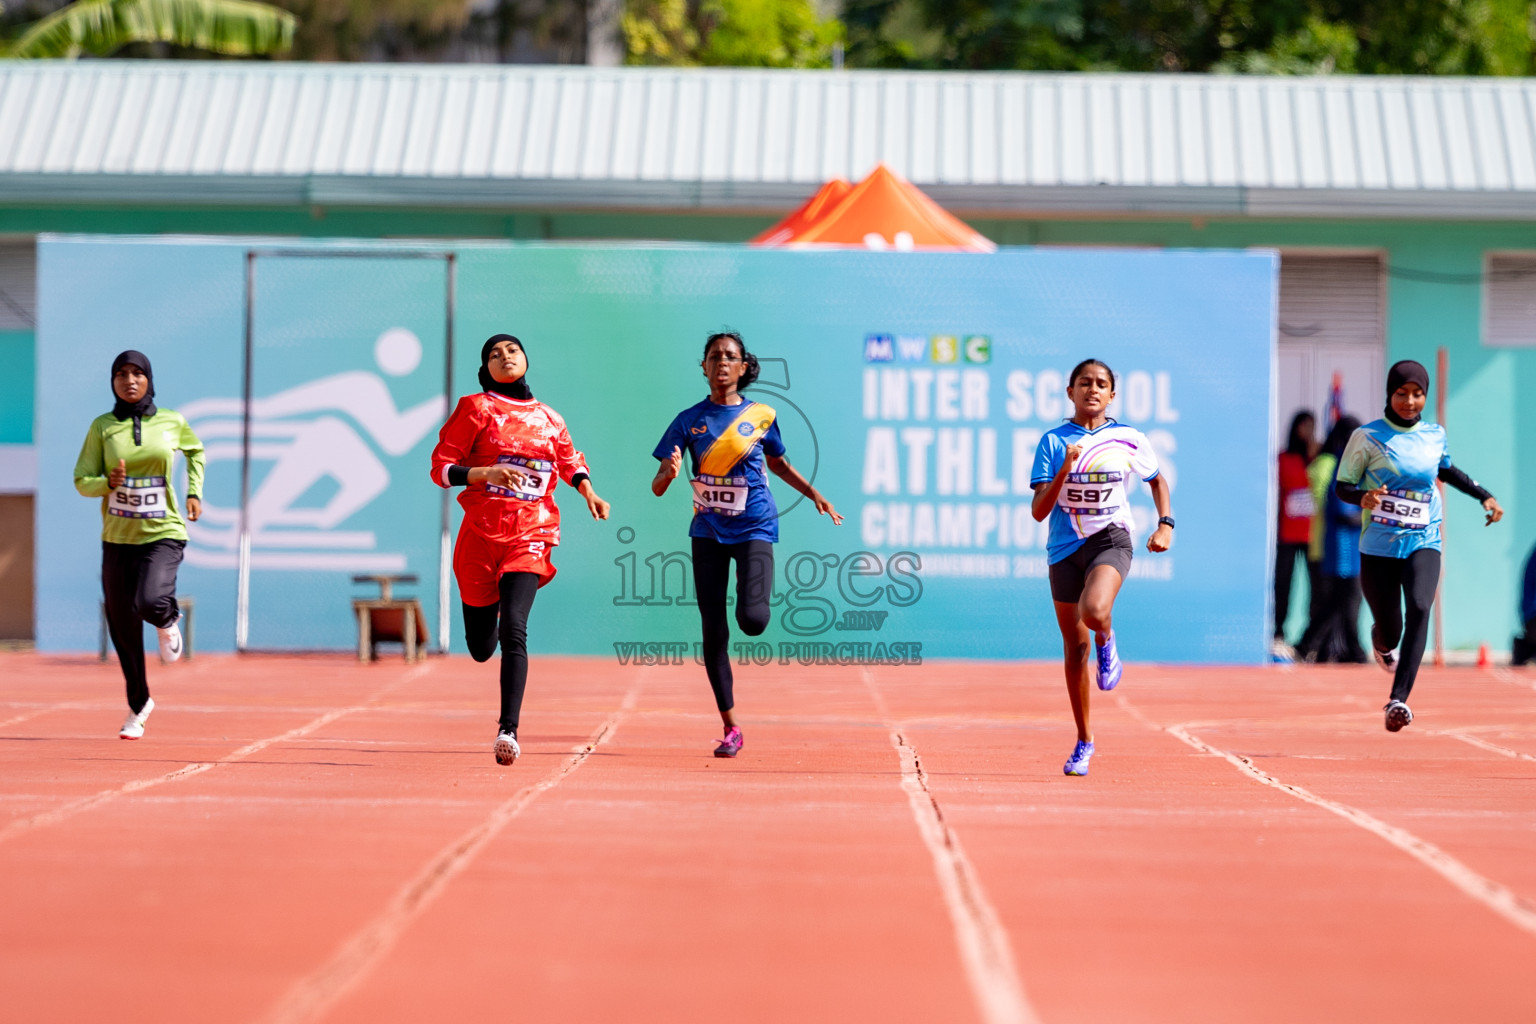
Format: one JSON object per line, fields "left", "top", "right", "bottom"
{"left": 430, "top": 392, "right": 591, "bottom": 546}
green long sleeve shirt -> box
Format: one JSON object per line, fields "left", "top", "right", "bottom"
{"left": 74, "top": 409, "right": 206, "bottom": 545}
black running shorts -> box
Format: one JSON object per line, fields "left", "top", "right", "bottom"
{"left": 1048, "top": 526, "right": 1134, "bottom": 603}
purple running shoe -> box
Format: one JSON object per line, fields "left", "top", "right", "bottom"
{"left": 1063, "top": 740, "right": 1095, "bottom": 776}
{"left": 1096, "top": 633, "right": 1123, "bottom": 691}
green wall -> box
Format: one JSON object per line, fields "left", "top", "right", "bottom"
{"left": 8, "top": 200, "right": 1532, "bottom": 651}
{"left": 0, "top": 329, "right": 33, "bottom": 444}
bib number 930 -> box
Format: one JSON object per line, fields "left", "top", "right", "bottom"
{"left": 108, "top": 476, "right": 169, "bottom": 519}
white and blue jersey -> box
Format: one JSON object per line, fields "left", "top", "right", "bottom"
{"left": 1031, "top": 420, "right": 1161, "bottom": 565}
{"left": 1336, "top": 418, "right": 1450, "bottom": 558}
{"left": 654, "top": 398, "right": 786, "bottom": 545}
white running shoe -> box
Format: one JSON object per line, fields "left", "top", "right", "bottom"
{"left": 1372, "top": 646, "right": 1396, "bottom": 674}
{"left": 157, "top": 612, "right": 183, "bottom": 663}
{"left": 120, "top": 697, "right": 155, "bottom": 740}
{"left": 494, "top": 731, "right": 519, "bottom": 766}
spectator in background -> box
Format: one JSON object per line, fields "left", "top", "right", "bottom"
{"left": 1297, "top": 416, "right": 1367, "bottom": 663}
{"left": 1515, "top": 542, "right": 1536, "bottom": 667}
{"left": 1274, "top": 411, "right": 1317, "bottom": 658}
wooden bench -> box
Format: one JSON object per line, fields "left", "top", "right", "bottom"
{"left": 352, "top": 574, "right": 429, "bottom": 663}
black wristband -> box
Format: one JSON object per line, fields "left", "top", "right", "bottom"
{"left": 1158, "top": 515, "right": 1176, "bottom": 529}
{"left": 446, "top": 464, "right": 469, "bottom": 487}
{"left": 571, "top": 472, "right": 591, "bottom": 489}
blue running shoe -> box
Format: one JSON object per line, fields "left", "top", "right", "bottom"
{"left": 1096, "top": 633, "right": 1123, "bottom": 691}
{"left": 1063, "top": 740, "right": 1094, "bottom": 776}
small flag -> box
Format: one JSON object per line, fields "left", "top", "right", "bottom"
{"left": 1322, "top": 373, "right": 1344, "bottom": 428}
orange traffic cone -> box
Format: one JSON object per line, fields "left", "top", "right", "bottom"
{"left": 1477, "top": 643, "right": 1491, "bottom": 668}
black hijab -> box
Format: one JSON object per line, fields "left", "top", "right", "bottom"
{"left": 1384, "top": 360, "right": 1429, "bottom": 428}
{"left": 1284, "top": 411, "right": 1314, "bottom": 460}
{"left": 110, "top": 349, "right": 157, "bottom": 445}
{"left": 1321, "top": 415, "right": 1361, "bottom": 460}
{"left": 479, "top": 334, "right": 532, "bottom": 401}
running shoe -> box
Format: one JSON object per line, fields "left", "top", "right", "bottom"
{"left": 1063, "top": 740, "right": 1094, "bottom": 776}
{"left": 157, "top": 612, "right": 184, "bottom": 664}
{"left": 1095, "top": 633, "right": 1123, "bottom": 691}
{"left": 1372, "top": 643, "right": 1396, "bottom": 674}
{"left": 713, "top": 726, "right": 743, "bottom": 758}
{"left": 1383, "top": 700, "right": 1413, "bottom": 733}
{"left": 494, "top": 730, "right": 519, "bottom": 766}
{"left": 119, "top": 697, "right": 155, "bottom": 740}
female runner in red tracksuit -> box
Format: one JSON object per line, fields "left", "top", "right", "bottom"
{"left": 431, "top": 334, "right": 610, "bottom": 766}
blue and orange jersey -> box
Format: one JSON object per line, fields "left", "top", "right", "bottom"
{"left": 654, "top": 398, "right": 786, "bottom": 544}
{"left": 1031, "top": 420, "right": 1161, "bottom": 565}
{"left": 1336, "top": 418, "right": 1450, "bottom": 558}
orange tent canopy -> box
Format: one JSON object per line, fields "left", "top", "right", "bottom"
{"left": 749, "top": 177, "right": 852, "bottom": 246}
{"left": 751, "top": 164, "right": 995, "bottom": 253}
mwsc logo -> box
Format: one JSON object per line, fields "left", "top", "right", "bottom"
{"left": 863, "top": 333, "right": 991, "bottom": 365}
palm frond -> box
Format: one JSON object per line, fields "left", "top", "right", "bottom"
{"left": 6, "top": 0, "right": 296, "bottom": 59}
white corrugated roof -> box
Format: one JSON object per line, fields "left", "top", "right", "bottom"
{"left": 4, "top": 60, "right": 1536, "bottom": 218}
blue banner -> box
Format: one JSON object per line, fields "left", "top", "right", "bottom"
{"left": 37, "top": 237, "right": 1275, "bottom": 662}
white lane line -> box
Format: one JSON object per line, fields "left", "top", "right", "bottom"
{"left": 260, "top": 676, "right": 644, "bottom": 1024}
{"left": 0, "top": 665, "right": 433, "bottom": 846}
{"left": 0, "top": 704, "right": 83, "bottom": 731}
{"left": 1163, "top": 719, "right": 1536, "bottom": 939}
{"left": 1432, "top": 729, "right": 1536, "bottom": 763}
{"left": 863, "top": 670, "right": 1037, "bottom": 1024}
{"left": 1493, "top": 667, "right": 1536, "bottom": 693}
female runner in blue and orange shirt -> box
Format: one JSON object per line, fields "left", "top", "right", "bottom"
{"left": 651, "top": 331, "right": 842, "bottom": 758}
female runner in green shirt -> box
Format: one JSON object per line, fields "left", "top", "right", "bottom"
{"left": 74, "top": 351, "right": 205, "bottom": 740}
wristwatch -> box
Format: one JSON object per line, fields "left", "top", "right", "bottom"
{"left": 1157, "top": 515, "right": 1176, "bottom": 529}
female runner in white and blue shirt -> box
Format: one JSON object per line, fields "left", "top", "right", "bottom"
{"left": 1031, "top": 359, "right": 1174, "bottom": 776}
{"left": 1335, "top": 360, "right": 1503, "bottom": 732}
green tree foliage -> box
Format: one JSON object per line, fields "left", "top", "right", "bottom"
{"left": 624, "top": 0, "right": 843, "bottom": 66}
{"left": 267, "top": 0, "right": 473, "bottom": 61}
{"left": 841, "top": 0, "right": 1536, "bottom": 75}
{"left": 2, "top": 0, "right": 295, "bottom": 57}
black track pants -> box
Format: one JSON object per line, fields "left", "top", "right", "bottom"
{"left": 1360, "top": 549, "right": 1441, "bottom": 703}
{"left": 691, "top": 537, "right": 774, "bottom": 714}
{"left": 462, "top": 572, "right": 539, "bottom": 734}
{"left": 101, "top": 539, "right": 184, "bottom": 715}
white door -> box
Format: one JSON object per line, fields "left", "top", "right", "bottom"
{"left": 1275, "top": 254, "right": 1385, "bottom": 448}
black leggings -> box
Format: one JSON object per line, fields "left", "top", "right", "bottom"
{"left": 102, "top": 539, "right": 184, "bottom": 715}
{"left": 462, "top": 572, "right": 539, "bottom": 734}
{"left": 691, "top": 537, "right": 774, "bottom": 713}
{"left": 1360, "top": 549, "right": 1441, "bottom": 703}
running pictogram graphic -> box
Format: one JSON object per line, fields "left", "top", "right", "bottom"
{"left": 179, "top": 327, "right": 446, "bottom": 571}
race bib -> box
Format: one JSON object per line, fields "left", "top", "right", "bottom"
{"left": 108, "top": 476, "right": 168, "bottom": 519}
{"left": 692, "top": 474, "right": 749, "bottom": 516}
{"left": 484, "top": 455, "right": 554, "bottom": 501}
{"left": 1057, "top": 471, "right": 1124, "bottom": 516}
{"left": 1283, "top": 488, "right": 1317, "bottom": 519}
{"left": 1372, "top": 488, "right": 1432, "bottom": 530}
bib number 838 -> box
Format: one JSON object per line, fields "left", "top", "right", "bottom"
{"left": 1380, "top": 499, "right": 1425, "bottom": 522}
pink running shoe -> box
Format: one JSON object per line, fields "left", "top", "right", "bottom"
{"left": 713, "top": 727, "right": 743, "bottom": 758}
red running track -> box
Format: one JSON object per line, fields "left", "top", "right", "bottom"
{"left": 1, "top": 651, "right": 1534, "bottom": 1024}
